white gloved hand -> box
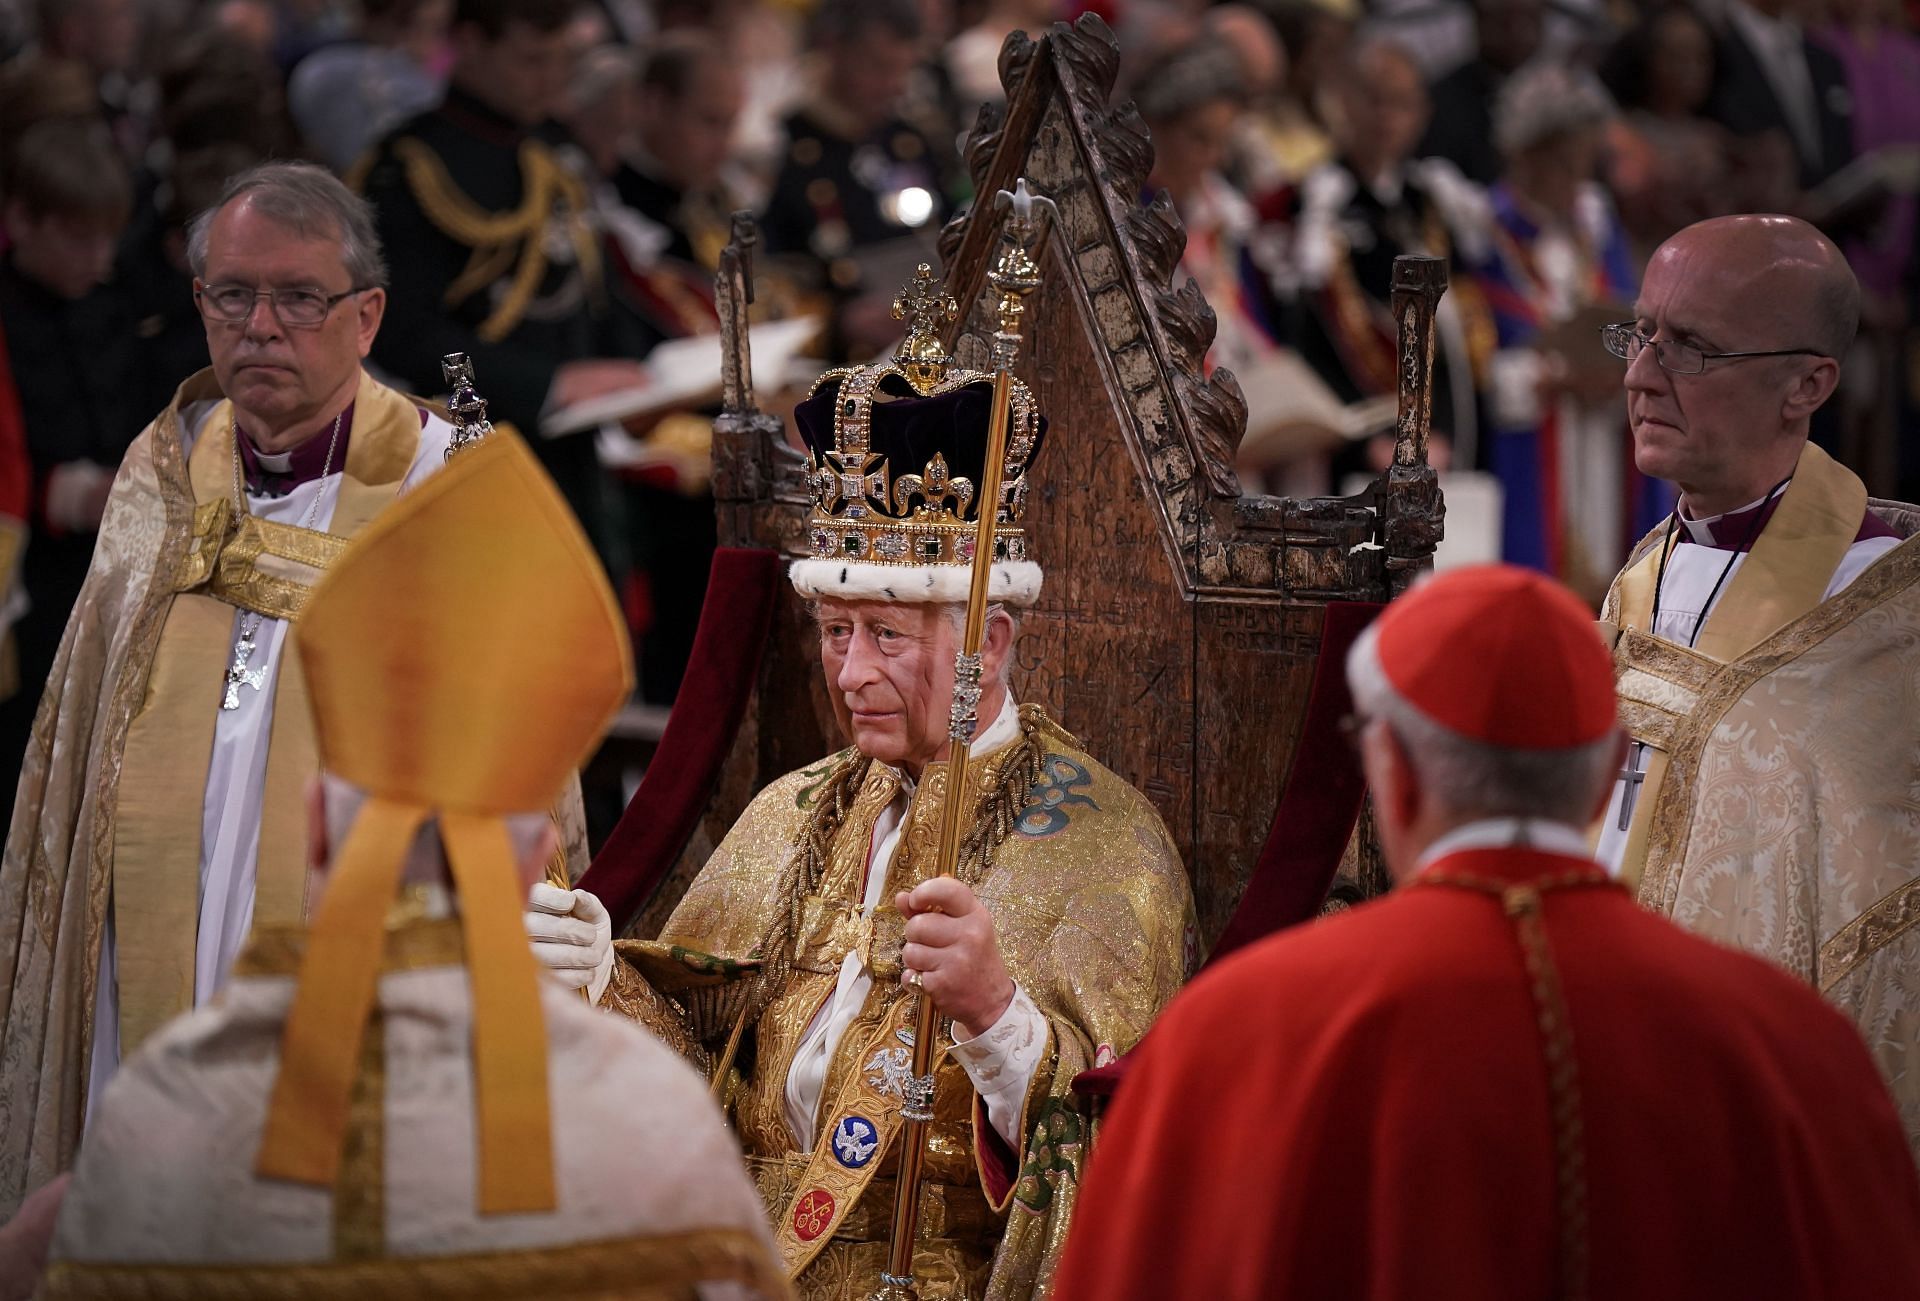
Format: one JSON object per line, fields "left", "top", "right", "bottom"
{"left": 524, "top": 882, "right": 615, "bottom": 1006}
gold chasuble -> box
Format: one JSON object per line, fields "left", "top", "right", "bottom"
{"left": 1600, "top": 441, "right": 1920, "bottom": 1156}
{"left": 0, "top": 369, "right": 588, "bottom": 1214}
{"left": 603, "top": 708, "right": 1195, "bottom": 1300}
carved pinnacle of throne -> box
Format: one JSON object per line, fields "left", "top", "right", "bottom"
{"left": 891, "top": 264, "right": 958, "bottom": 394}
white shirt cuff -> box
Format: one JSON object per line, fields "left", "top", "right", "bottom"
{"left": 948, "top": 984, "right": 1049, "bottom": 1151}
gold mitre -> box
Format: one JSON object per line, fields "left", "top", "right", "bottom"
{"left": 254, "top": 433, "right": 632, "bottom": 1218}
{"left": 790, "top": 264, "right": 1049, "bottom": 606}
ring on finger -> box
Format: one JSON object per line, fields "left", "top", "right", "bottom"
{"left": 905, "top": 969, "right": 925, "bottom": 991}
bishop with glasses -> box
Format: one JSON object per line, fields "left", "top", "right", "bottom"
{"left": 1594, "top": 213, "right": 1920, "bottom": 1158}
{"left": 0, "top": 162, "right": 589, "bottom": 1217}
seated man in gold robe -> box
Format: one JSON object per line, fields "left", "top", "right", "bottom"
{"left": 526, "top": 318, "right": 1198, "bottom": 1299}
{"left": 38, "top": 435, "right": 782, "bottom": 1297}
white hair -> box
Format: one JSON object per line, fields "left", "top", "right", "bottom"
{"left": 940, "top": 602, "right": 1018, "bottom": 687}
{"left": 321, "top": 774, "right": 550, "bottom": 886}
{"left": 1345, "top": 622, "right": 1618, "bottom": 825}
{"left": 1493, "top": 64, "right": 1615, "bottom": 158}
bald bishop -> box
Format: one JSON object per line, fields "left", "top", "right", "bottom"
{"left": 1597, "top": 214, "right": 1920, "bottom": 1156}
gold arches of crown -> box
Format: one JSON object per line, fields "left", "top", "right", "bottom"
{"left": 800, "top": 264, "right": 1041, "bottom": 571}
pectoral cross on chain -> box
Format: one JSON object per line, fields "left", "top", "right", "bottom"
{"left": 1617, "top": 741, "right": 1647, "bottom": 831}
{"left": 222, "top": 626, "right": 267, "bottom": 710}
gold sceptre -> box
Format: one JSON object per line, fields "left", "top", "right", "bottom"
{"left": 872, "top": 178, "right": 1056, "bottom": 1301}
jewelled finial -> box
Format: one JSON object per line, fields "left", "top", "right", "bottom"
{"left": 441, "top": 353, "right": 495, "bottom": 461}
{"left": 891, "top": 264, "right": 957, "bottom": 395}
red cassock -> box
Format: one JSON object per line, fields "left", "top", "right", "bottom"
{"left": 0, "top": 319, "right": 36, "bottom": 525}
{"left": 1051, "top": 846, "right": 1920, "bottom": 1301}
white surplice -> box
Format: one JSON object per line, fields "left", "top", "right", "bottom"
{"left": 84, "top": 397, "right": 452, "bottom": 1117}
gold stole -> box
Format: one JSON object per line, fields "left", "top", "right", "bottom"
{"left": 1606, "top": 442, "right": 1866, "bottom": 894}
{"left": 112, "top": 374, "right": 424, "bottom": 1054}
{"left": 723, "top": 762, "right": 967, "bottom": 1279}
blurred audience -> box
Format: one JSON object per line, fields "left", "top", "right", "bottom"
{"left": 0, "top": 116, "right": 136, "bottom": 800}
{"left": 1468, "top": 64, "right": 1655, "bottom": 600}
{"left": 1238, "top": 0, "right": 1352, "bottom": 189}
{"left": 1602, "top": 5, "right": 1749, "bottom": 258}
{"left": 359, "top": 0, "right": 651, "bottom": 579}
{"left": 946, "top": 0, "right": 1054, "bottom": 112}
{"left": 1419, "top": 0, "right": 1546, "bottom": 186}
{"left": 288, "top": 0, "right": 450, "bottom": 172}
{"left": 622, "top": 28, "right": 747, "bottom": 279}
{"left": 1292, "top": 39, "right": 1489, "bottom": 465}
{"left": 0, "top": 0, "right": 1912, "bottom": 738}
{"left": 760, "top": 0, "right": 950, "bottom": 360}
{"left": 1710, "top": 0, "right": 1855, "bottom": 192}
{"left": 1815, "top": 0, "right": 1920, "bottom": 499}
{"left": 30, "top": 0, "right": 148, "bottom": 158}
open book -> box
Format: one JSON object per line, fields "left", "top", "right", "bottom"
{"left": 541, "top": 316, "right": 822, "bottom": 438}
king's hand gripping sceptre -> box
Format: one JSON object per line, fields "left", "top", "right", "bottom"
{"left": 872, "top": 179, "right": 1058, "bottom": 1301}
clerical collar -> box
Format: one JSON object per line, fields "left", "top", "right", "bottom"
{"left": 1675, "top": 482, "right": 1788, "bottom": 550}
{"left": 1414, "top": 817, "right": 1594, "bottom": 875}
{"left": 236, "top": 404, "right": 353, "bottom": 499}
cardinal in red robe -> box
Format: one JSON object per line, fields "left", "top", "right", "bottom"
{"left": 1052, "top": 565, "right": 1920, "bottom": 1301}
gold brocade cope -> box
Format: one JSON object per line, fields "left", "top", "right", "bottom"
{"left": 1597, "top": 448, "right": 1920, "bottom": 1157}
{"left": 1601, "top": 441, "right": 1866, "bottom": 891}
{"left": 110, "top": 374, "right": 425, "bottom": 1056}
{"left": 611, "top": 705, "right": 1198, "bottom": 1299}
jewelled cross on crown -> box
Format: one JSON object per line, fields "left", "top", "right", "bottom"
{"left": 891, "top": 264, "right": 957, "bottom": 395}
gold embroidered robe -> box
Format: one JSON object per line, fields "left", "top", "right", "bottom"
{"left": 0, "top": 370, "right": 590, "bottom": 1214}
{"left": 1601, "top": 441, "right": 1920, "bottom": 1157}
{"left": 604, "top": 706, "right": 1196, "bottom": 1299}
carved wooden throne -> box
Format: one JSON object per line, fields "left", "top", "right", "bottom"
{"left": 584, "top": 15, "right": 1444, "bottom": 951}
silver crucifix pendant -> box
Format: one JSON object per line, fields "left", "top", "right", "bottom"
{"left": 1616, "top": 741, "right": 1647, "bottom": 830}
{"left": 222, "top": 630, "right": 267, "bottom": 710}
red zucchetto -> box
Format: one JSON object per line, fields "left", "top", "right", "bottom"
{"left": 1373, "top": 564, "right": 1616, "bottom": 749}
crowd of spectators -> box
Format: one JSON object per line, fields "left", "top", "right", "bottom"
{"left": 0, "top": 0, "right": 1914, "bottom": 676}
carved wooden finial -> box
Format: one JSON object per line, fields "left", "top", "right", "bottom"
{"left": 1390, "top": 255, "right": 1449, "bottom": 470}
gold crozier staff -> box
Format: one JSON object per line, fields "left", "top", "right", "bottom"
{"left": 873, "top": 178, "right": 1059, "bottom": 1301}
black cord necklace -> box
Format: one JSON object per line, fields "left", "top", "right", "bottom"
{"left": 1648, "top": 475, "right": 1792, "bottom": 649}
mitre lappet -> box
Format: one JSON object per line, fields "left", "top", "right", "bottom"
{"left": 255, "top": 432, "right": 632, "bottom": 1214}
